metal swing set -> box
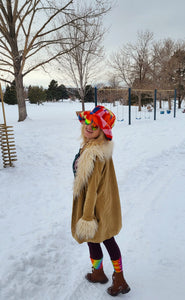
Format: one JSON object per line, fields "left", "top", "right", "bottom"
{"left": 95, "top": 87, "right": 177, "bottom": 125}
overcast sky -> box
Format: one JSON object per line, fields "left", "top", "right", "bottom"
{"left": 103, "top": 0, "right": 185, "bottom": 51}
{"left": 24, "top": 0, "right": 185, "bottom": 87}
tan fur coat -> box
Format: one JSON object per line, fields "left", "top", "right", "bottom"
{"left": 71, "top": 136, "right": 122, "bottom": 244}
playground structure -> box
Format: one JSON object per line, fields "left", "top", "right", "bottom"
{"left": 0, "top": 83, "right": 17, "bottom": 168}
{"left": 95, "top": 87, "right": 177, "bottom": 125}
{"left": 130, "top": 89, "right": 176, "bottom": 121}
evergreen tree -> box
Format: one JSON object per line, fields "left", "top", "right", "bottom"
{"left": 57, "top": 84, "right": 69, "bottom": 100}
{"left": 4, "top": 81, "right": 17, "bottom": 105}
{"left": 84, "top": 85, "right": 94, "bottom": 102}
{"left": 28, "top": 86, "right": 46, "bottom": 104}
{"left": 46, "top": 80, "right": 69, "bottom": 101}
{"left": 46, "top": 80, "right": 58, "bottom": 101}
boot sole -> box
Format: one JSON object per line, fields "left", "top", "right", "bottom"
{"left": 107, "top": 286, "right": 131, "bottom": 296}
{"left": 85, "top": 275, "right": 108, "bottom": 284}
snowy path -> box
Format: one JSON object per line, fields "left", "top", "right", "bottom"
{"left": 0, "top": 102, "right": 185, "bottom": 299}
{"left": 1, "top": 140, "right": 185, "bottom": 300}
{"left": 119, "top": 140, "right": 185, "bottom": 300}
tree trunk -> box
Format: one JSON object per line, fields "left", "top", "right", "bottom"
{"left": 15, "top": 74, "right": 27, "bottom": 121}
{"left": 178, "top": 97, "right": 181, "bottom": 109}
{"left": 79, "top": 88, "right": 85, "bottom": 111}
{"left": 159, "top": 94, "right": 162, "bottom": 109}
{"left": 81, "top": 97, "right": 85, "bottom": 111}
{"left": 168, "top": 96, "right": 171, "bottom": 110}
{"left": 138, "top": 92, "right": 142, "bottom": 111}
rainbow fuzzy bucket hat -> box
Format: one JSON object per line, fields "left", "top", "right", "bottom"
{"left": 78, "top": 105, "right": 116, "bottom": 140}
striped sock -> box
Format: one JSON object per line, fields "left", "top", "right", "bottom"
{"left": 111, "top": 256, "right": 123, "bottom": 273}
{"left": 90, "top": 257, "right": 103, "bottom": 269}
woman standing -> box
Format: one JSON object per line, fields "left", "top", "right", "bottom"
{"left": 72, "top": 106, "right": 130, "bottom": 296}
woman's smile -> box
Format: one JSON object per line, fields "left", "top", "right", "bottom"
{"left": 84, "top": 124, "right": 101, "bottom": 139}
{"left": 86, "top": 127, "right": 93, "bottom": 133}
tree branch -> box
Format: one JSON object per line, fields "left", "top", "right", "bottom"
{"left": 15, "top": 1, "right": 37, "bottom": 37}
{"left": 0, "top": 50, "right": 12, "bottom": 61}
{"left": 0, "top": 67, "right": 14, "bottom": 75}
{"left": 0, "top": 58, "right": 13, "bottom": 67}
{"left": 0, "top": 77, "right": 12, "bottom": 84}
{"left": 0, "top": 0, "right": 9, "bottom": 24}
{"left": 23, "top": 37, "right": 88, "bottom": 76}
{"left": 0, "top": 39, "right": 13, "bottom": 57}
{"left": 26, "top": 1, "right": 73, "bottom": 52}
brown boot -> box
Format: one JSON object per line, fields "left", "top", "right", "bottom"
{"left": 85, "top": 267, "right": 108, "bottom": 284}
{"left": 107, "top": 271, "right": 130, "bottom": 296}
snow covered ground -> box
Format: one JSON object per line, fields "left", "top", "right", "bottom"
{"left": 0, "top": 100, "right": 185, "bottom": 300}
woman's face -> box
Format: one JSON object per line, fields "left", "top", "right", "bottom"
{"left": 84, "top": 123, "right": 101, "bottom": 140}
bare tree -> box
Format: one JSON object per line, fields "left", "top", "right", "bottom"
{"left": 107, "top": 74, "right": 120, "bottom": 88}
{"left": 109, "top": 31, "right": 185, "bottom": 110}
{"left": 109, "top": 30, "right": 154, "bottom": 110}
{"left": 57, "top": 2, "right": 108, "bottom": 111}
{"left": 109, "top": 47, "right": 134, "bottom": 87}
{"left": 151, "top": 39, "right": 175, "bottom": 89}
{"left": 0, "top": 0, "right": 111, "bottom": 121}
{"left": 168, "top": 43, "right": 185, "bottom": 108}
{"left": 151, "top": 39, "right": 185, "bottom": 109}
{"left": 109, "top": 31, "right": 153, "bottom": 86}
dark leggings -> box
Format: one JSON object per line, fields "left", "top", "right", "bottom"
{"left": 87, "top": 237, "right": 121, "bottom": 260}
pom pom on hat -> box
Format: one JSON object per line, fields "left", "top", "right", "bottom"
{"left": 78, "top": 106, "right": 116, "bottom": 140}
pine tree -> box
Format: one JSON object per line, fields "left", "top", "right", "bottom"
{"left": 57, "top": 84, "right": 69, "bottom": 100}
{"left": 46, "top": 80, "right": 69, "bottom": 101}
{"left": 28, "top": 86, "right": 46, "bottom": 104}
{"left": 4, "top": 81, "right": 17, "bottom": 105}
{"left": 46, "top": 80, "right": 58, "bottom": 101}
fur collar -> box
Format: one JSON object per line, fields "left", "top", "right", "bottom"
{"left": 73, "top": 139, "right": 113, "bottom": 199}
